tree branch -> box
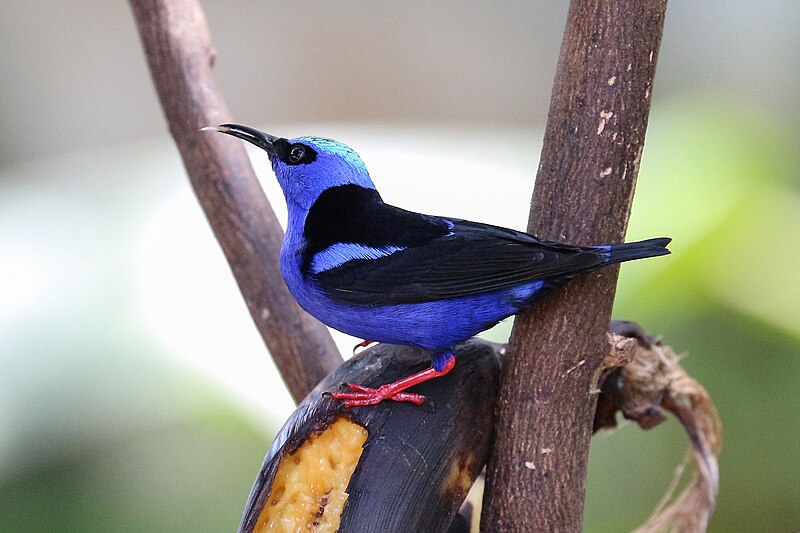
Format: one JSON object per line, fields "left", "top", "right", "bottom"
{"left": 129, "top": 0, "right": 342, "bottom": 402}
{"left": 482, "top": 1, "right": 668, "bottom": 530}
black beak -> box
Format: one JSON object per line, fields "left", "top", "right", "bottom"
{"left": 202, "top": 123, "right": 279, "bottom": 158}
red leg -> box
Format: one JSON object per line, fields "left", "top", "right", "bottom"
{"left": 332, "top": 355, "right": 456, "bottom": 408}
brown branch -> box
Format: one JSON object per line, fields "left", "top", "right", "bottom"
{"left": 482, "top": 1, "right": 668, "bottom": 530}
{"left": 129, "top": 0, "right": 342, "bottom": 402}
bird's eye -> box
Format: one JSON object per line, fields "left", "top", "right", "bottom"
{"left": 289, "top": 145, "right": 306, "bottom": 164}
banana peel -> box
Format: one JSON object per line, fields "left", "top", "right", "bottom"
{"left": 238, "top": 339, "right": 501, "bottom": 533}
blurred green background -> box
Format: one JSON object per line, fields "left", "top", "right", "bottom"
{"left": 1, "top": 2, "right": 798, "bottom": 532}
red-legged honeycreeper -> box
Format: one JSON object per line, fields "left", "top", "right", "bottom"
{"left": 205, "top": 124, "right": 671, "bottom": 407}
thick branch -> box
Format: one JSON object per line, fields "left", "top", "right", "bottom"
{"left": 482, "top": 1, "right": 667, "bottom": 531}
{"left": 129, "top": 0, "right": 342, "bottom": 402}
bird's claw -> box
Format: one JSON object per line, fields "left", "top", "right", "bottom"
{"left": 331, "top": 383, "right": 427, "bottom": 408}
{"left": 352, "top": 339, "right": 377, "bottom": 354}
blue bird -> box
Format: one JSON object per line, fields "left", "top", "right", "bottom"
{"left": 207, "top": 124, "right": 671, "bottom": 407}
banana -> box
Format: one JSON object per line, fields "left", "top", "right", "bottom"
{"left": 238, "top": 339, "right": 501, "bottom": 533}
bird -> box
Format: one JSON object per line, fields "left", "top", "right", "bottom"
{"left": 205, "top": 123, "right": 671, "bottom": 408}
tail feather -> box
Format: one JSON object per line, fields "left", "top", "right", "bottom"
{"left": 606, "top": 237, "right": 671, "bottom": 264}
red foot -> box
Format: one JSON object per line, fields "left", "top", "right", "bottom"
{"left": 352, "top": 339, "right": 377, "bottom": 354}
{"left": 332, "top": 384, "right": 426, "bottom": 407}
{"left": 331, "top": 356, "right": 456, "bottom": 408}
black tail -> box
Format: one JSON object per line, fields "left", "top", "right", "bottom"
{"left": 606, "top": 237, "right": 671, "bottom": 265}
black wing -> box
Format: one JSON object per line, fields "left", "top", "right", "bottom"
{"left": 311, "top": 216, "right": 609, "bottom": 306}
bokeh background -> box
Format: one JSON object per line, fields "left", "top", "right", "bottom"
{"left": 1, "top": 1, "right": 798, "bottom": 531}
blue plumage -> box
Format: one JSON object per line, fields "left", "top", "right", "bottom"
{"left": 209, "top": 124, "right": 671, "bottom": 407}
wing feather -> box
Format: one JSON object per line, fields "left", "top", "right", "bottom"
{"left": 312, "top": 217, "right": 608, "bottom": 305}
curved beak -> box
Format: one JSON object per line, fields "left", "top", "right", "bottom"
{"left": 202, "top": 123, "right": 279, "bottom": 158}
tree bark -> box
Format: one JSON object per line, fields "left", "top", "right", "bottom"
{"left": 482, "top": 1, "right": 668, "bottom": 531}
{"left": 129, "top": 0, "right": 342, "bottom": 402}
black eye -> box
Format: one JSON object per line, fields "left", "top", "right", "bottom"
{"left": 289, "top": 145, "right": 306, "bottom": 164}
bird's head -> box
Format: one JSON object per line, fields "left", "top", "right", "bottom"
{"left": 205, "top": 123, "right": 376, "bottom": 211}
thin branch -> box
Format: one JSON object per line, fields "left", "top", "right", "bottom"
{"left": 129, "top": 0, "right": 342, "bottom": 402}
{"left": 482, "top": 1, "right": 668, "bottom": 530}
